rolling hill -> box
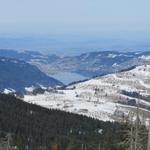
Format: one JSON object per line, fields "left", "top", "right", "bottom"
{"left": 0, "top": 93, "right": 125, "bottom": 150}
{"left": 24, "top": 65, "right": 150, "bottom": 123}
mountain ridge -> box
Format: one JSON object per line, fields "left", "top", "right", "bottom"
{"left": 1, "top": 49, "right": 150, "bottom": 84}
{"left": 0, "top": 56, "right": 63, "bottom": 92}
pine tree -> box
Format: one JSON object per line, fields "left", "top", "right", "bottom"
{"left": 0, "top": 133, "right": 17, "bottom": 150}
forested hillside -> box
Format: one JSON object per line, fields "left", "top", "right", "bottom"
{"left": 0, "top": 94, "right": 130, "bottom": 150}
{"left": 0, "top": 56, "right": 62, "bottom": 92}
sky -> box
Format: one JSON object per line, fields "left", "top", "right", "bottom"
{"left": 0, "top": 0, "right": 149, "bottom": 55}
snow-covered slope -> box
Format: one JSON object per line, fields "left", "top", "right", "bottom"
{"left": 24, "top": 65, "right": 150, "bottom": 122}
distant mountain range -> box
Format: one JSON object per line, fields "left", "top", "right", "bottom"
{"left": 1, "top": 49, "right": 150, "bottom": 84}
{"left": 35, "top": 51, "right": 150, "bottom": 77}
{"left": 0, "top": 56, "right": 62, "bottom": 92}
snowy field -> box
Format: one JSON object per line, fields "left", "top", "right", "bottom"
{"left": 24, "top": 65, "right": 150, "bottom": 122}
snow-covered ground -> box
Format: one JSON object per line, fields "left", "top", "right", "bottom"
{"left": 24, "top": 65, "right": 150, "bottom": 122}
{"left": 3, "top": 88, "right": 16, "bottom": 94}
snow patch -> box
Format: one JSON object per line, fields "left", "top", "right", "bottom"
{"left": 107, "top": 54, "right": 117, "bottom": 58}
{"left": 3, "top": 88, "right": 15, "bottom": 94}
{"left": 139, "top": 55, "right": 150, "bottom": 61}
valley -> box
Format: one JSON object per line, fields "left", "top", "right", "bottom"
{"left": 1, "top": 50, "right": 150, "bottom": 149}
{"left": 1, "top": 49, "right": 150, "bottom": 84}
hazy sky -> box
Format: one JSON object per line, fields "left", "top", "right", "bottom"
{"left": 0, "top": 0, "right": 149, "bottom": 54}
{"left": 0, "top": 0, "right": 149, "bottom": 34}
